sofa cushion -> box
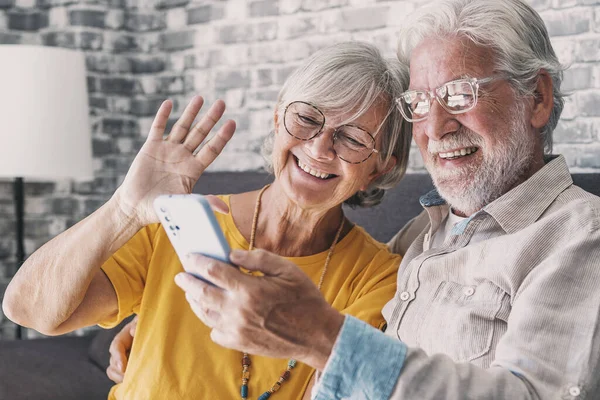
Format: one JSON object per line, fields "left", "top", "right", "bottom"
{"left": 0, "top": 336, "right": 113, "bottom": 400}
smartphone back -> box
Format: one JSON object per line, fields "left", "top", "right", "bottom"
{"left": 153, "top": 194, "right": 231, "bottom": 264}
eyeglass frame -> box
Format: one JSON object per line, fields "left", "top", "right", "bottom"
{"left": 282, "top": 101, "right": 380, "bottom": 164}
{"left": 395, "top": 75, "right": 502, "bottom": 123}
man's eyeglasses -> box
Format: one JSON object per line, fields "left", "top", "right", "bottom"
{"left": 395, "top": 76, "right": 500, "bottom": 122}
{"left": 283, "top": 101, "right": 379, "bottom": 164}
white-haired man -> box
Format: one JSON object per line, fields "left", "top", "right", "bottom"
{"left": 175, "top": 0, "right": 600, "bottom": 398}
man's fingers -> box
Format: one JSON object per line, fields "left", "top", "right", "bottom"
{"left": 179, "top": 254, "right": 247, "bottom": 291}
{"left": 229, "top": 249, "right": 291, "bottom": 276}
{"left": 147, "top": 100, "right": 173, "bottom": 141}
{"left": 193, "top": 119, "right": 236, "bottom": 171}
{"left": 106, "top": 365, "right": 124, "bottom": 384}
{"left": 205, "top": 195, "right": 229, "bottom": 214}
{"left": 174, "top": 270, "right": 231, "bottom": 306}
{"left": 166, "top": 96, "right": 205, "bottom": 143}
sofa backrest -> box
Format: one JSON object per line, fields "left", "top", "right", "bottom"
{"left": 194, "top": 172, "right": 599, "bottom": 243}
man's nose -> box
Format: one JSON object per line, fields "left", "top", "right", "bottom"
{"left": 422, "top": 100, "right": 460, "bottom": 141}
{"left": 305, "top": 128, "right": 337, "bottom": 161}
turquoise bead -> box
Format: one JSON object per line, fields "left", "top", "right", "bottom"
{"left": 288, "top": 359, "right": 297, "bottom": 368}
{"left": 241, "top": 385, "right": 248, "bottom": 398}
{"left": 258, "top": 392, "right": 271, "bottom": 400}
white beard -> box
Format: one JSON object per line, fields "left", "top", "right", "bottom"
{"left": 425, "top": 102, "right": 537, "bottom": 216}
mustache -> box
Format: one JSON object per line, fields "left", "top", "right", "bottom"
{"left": 427, "top": 128, "right": 484, "bottom": 154}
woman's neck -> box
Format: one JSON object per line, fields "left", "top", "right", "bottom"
{"left": 233, "top": 183, "right": 350, "bottom": 257}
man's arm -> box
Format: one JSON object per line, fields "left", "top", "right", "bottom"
{"left": 313, "top": 224, "right": 600, "bottom": 399}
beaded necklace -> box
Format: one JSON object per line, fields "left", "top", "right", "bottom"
{"left": 240, "top": 184, "right": 345, "bottom": 400}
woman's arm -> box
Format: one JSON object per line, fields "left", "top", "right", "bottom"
{"left": 2, "top": 96, "right": 236, "bottom": 335}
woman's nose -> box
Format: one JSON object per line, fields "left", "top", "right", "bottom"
{"left": 304, "top": 128, "right": 337, "bottom": 161}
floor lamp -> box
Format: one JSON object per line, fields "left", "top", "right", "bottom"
{"left": 0, "top": 45, "right": 93, "bottom": 339}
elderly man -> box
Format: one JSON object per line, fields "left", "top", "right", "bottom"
{"left": 175, "top": 0, "right": 600, "bottom": 398}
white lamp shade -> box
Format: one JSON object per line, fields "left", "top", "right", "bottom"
{"left": 0, "top": 45, "right": 93, "bottom": 181}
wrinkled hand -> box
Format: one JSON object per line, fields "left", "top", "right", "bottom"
{"left": 106, "top": 316, "right": 138, "bottom": 384}
{"left": 113, "top": 96, "right": 236, "bottom": 226}
{"left": 174, "top": 249, "right": 345, "bottom": 370}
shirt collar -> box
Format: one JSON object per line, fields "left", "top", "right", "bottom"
{"left": 418, "top": 155, "right": 573, "bottom": 234}
{"left": 484, "top": 155, "right": 572, "bottom": 233}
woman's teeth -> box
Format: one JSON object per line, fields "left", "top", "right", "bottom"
{"left": 439, "top": 147, "right": 478, "bottom": 160}
{"left": 297, "top": 159, "right": 332, "bottom": 180}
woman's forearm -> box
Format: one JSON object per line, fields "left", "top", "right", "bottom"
{"left": 2, "top": 193, "right": 143, "bottom": 334}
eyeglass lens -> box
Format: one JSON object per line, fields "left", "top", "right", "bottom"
{"left": 399, "top": 80, "right": 477, "bottom": 121}
{"left": 283, "top": 101, "right": 376, "bottom": 163}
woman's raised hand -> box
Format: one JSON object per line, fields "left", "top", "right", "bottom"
{"left": 113, "top": 96, "right": 236, "bottom": 226}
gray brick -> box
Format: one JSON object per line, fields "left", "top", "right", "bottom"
{"left": 107, "top": 97, "right": 132, "bottom": 113}
{"left": 156, "top": 76, "right": 184, "bottom": 94}
{"left": 278, "top": 16, "right": 317, "bottom": 40}
{"left": 79, "top": 31, "right": 104, "bottom": 50}
{"left": 102, "top": 118, "right": 140, "bottom": 136}
{"left": 275, "top": 65, "right": 299, "bottom": 85}
{"left": 69, "top": 9, "right": 105, "bottom": 28}
{"left": 528, "top": 0, "right": 552, "bottom": 10}
{"left": 579, "top": 91, "right": 600, "bottom": 116}
{"left": 0, "top": 32, "right": 21, "bottom": 44}
{"left": 160, "top": 30, "right": 195, "bottom": 51}
{"left": 302, "top": 0, "right": 347, "bottom": 11}
{"left": 562, "top": 65, "right": 593, "bottom": 91}
{"left": 215, "top": 70, "right": 251, "bottom": 90}
{"left": 99, "top": 77, "right": 140, "bottom": 95}
{"left": 553, "top": 119, "right": 594, "bottom": 143}
{"left": 280, "top": 0, "right": 301, "bottom": 14}
{"left": 131, "top": 97, "right": 167, "bottom": 116}
{"left": 93, "top": 138, "right": 118, "bottom": 156}
{"left": 105, "top": 9, "right": 124, "bottom": 29}
{"left": 89, "top": 95, "right": 108, "bottom": 111}
{"left": 217, "top": 24, "right": 251, "bottom": 44}
{"left": 596, "top": 8, "right": 600, "bottom": 33}
{"left": 341, "top": 6, "right": 388, "bottom": 31}
{"left": 42, "top": 31, "right": 76, "bottom": 48}
{"left": 155, "top": 0, "right": 188, "bottom": 9}
{"left": 110, "top": 32, "right": 160, "bottom": 53}
{"left": 8, "top": 10, "right": 48, "bottom": 31}
{"left": 84, "top": 198, "right": 106, "bottom": 215}
{"left": 25, "top": 182, "right": 56, "bottom": 196}
{"left": 249, "top": 0, "right": 278, "bottom": 17}
{"left": 188, "top": 4, "right": 225, "bottom": 25}
{"left": 578, "top": 38, "right": 600, "bottom": 62}
{"left": 87, "top": 76, "right": 98, "bottom": 92}
{"left": 125, "top": 11, "right": 166, "bottom": 32}
{"left": 579, "top": 146, "right": 600, "bottom": 168}
{"left": 255, "top": 68, "right": 274, "bottom": 87}
{"left": 0, "top": 0, "right": 14, "bottom": 8}
{"left": 72, "top": 177, "right": 117, "bottom": 195}
{"left": 130, "top": 55, "right": 166, "bottom": 74}
{"left": 543, "top": 8, "right": 591, "bottom": 36}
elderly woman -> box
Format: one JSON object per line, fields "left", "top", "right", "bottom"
{"left": 3, "top": 41, "right": 410, "bottom": 399}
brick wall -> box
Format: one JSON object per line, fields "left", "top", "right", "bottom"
{"left": 0, "top": 0, "right": 599, "bottom": 339}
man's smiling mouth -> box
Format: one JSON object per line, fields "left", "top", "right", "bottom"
{"left": 438, "top": 147, "right": 479, "bottom": 160}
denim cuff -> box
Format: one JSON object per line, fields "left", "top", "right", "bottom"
{"left": 312, "top": 315, "right": 407, "bottom": 400}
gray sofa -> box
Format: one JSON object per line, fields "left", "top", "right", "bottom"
{"left": 0, "top": 171, "right": 598, "bottom": 400}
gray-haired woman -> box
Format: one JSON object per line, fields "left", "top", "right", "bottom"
{"left": 4, "top": 41, "right": 410, "bottom": 400}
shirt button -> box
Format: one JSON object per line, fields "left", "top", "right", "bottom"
{"left": 400, "top": 291, "right": 410, "bottom": 301}
{"left": 464, "top": 287, "right": 475, "bottom": 296}
{"left": 569, "top": 386, "right": 581, "bottom": 397}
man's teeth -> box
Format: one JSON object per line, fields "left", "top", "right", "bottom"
{"left": 297, "top": 159, "right": 332, "bottom": 179}
{"left": 439, "top": 147, "right": 478, "bottom": 159}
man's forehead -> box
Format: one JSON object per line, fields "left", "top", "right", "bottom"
{"left": 408, "top": 36, "right": 492, "bottom": 89}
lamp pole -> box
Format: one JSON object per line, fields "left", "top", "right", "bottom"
{"left": 13, "top": 177, "right": 25, "bottom": 340}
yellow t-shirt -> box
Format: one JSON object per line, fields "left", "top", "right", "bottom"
{"left": 100, "top": 195, "right": 400, "bottom": 400}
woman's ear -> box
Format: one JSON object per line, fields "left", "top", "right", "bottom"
{"left": 530, "top": 69, "right": 554, "bottom": 130}
{"left": 361, "top": 155, "right": 397, "bottom": 191}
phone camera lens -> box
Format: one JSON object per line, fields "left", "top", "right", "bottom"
{"left": 160, "top": 207, "right": 166, "bottom": 213}
{"left": 165, "top": 216, "right": 170, "bottom": 222}
{"left": 175, "top": 225, "right": 180, "bottom": 230}
{"left": 169, "top": 225, "right": 175, "bottom": 230}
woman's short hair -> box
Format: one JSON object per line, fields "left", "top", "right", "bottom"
{"left": 397, "top": 0, "right": 565, "bottom": 154}
{"left": 261, "top": 41, "right": 412, "bottom": 208}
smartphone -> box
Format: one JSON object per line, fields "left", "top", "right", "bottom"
{"left": 153, "top": 194, "right": 231, "bottom": 283}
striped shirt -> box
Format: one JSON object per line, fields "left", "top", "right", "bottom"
{"left": 313, "top": 155, "right": 600, "bottom": 400}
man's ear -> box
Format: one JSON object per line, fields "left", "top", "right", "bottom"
{"left": 361, "top": 155, "right": 397, "bottom": 191}
{"left": 530, "top": 69, "right": 554, "bottom": 130}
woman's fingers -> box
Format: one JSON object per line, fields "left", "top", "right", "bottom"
{"left": 183, "top": 99, "right": 228, "bottom": 152}
{"left": 147, "top": 100, "right": 173, "bottom": 141}
{"left": 194, "top": 119, "right": 236, "bottom": 172}
{"left": 166, "top": 96, "right": 205, "bottom": 143}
